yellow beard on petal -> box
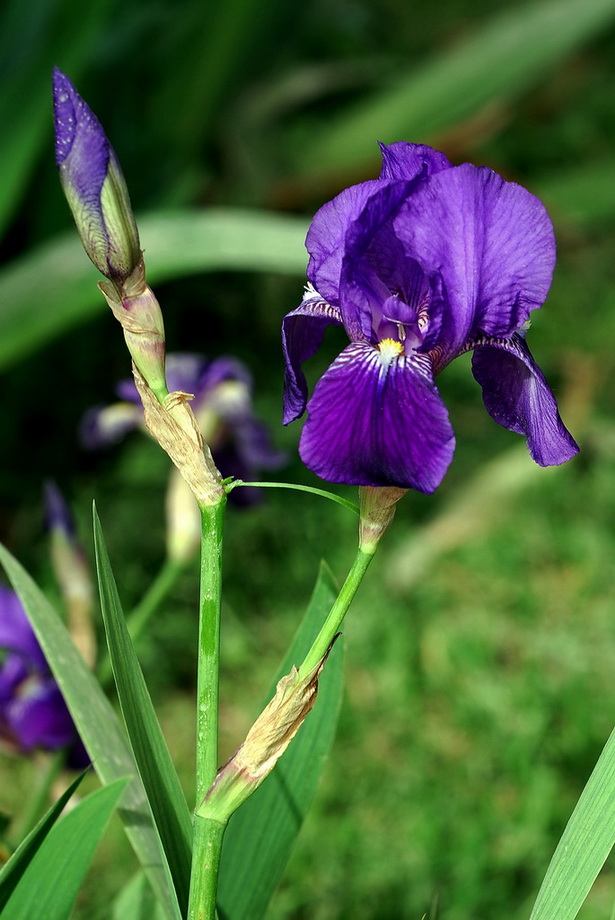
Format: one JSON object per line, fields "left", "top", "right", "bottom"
{"left": 377, "top": 338, "right": 404, "bottom": 366}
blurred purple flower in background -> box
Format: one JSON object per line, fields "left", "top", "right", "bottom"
{"left": 283, "top": 142, "right": 579, "bottom": 493}
{"left": 0, "top": 586, "right": 87, "bottom": 767}
{"left": 82, "top": 353, "right": 286, "bottom": 505}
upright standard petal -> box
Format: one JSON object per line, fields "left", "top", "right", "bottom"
{"left": 378, "top": 142, "right": 451, "bottom": 180}
{"left": 471, "top": 334, "right": 579, "bottom": 466}
{"left": 393, "top": 164, "right": 556, "bottom": 357}
{"left": 282, "top": 291, "right": 342, "bottom": 424}
{"left": 299, "top": 343, "right": 455, "bottom": 492}
{"left": 306, "top": 180, "right": 385, "bottom": 305}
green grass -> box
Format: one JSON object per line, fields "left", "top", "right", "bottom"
{"left": 2, "top": 0, "right": 615, "bottom": 915}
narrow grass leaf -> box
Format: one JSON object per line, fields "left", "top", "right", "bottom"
{"left": 217, "top": 561, "right": 344, "bottom": 920}
{"left": 0, "top": 544, "right": 181, "bottom": 920}
{"left": 93, "top": 508, "right": 192, "bottom": 915}
{"left": 0, "top": 771, "right": 87, "bottom": 910}
{"left": 0, "top": 208, "right": 307, "bottom": 370}
{"left": 1, "top": 778, "right": 128, "bottom": 920}
{"left": 529, "top": 727, "right": 615, "bottom": 920}
{"left": 291, "top": 0, "right": 615, "bottom": 177}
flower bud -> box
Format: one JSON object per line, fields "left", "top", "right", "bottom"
{"left": 358, "top": 486, "right": 407, "bottom": 553}
{"left": 52, "top": 67, "right": 140, "bottom": 284}
{"left": 99, "top": 277, "right": 167, "bottom": 402}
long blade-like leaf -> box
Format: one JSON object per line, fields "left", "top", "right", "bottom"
{"left": 0, "top": 544, "right": 181, "bottom": 920}
{"left": 0, "top": 208, "right": 307, "bottom": 370}
{"left": 529, "top": 727, "right": 615, "bottom": 920}
{"left": 217, "top": 561, "right": 344, "bottom": 920}
{"left": 0, "top": 771, "right": 87, "bottom": 910}
{"left": 1, "top": 778, "right": 128, "bottom": 920}
{"left": 291, "top": 0, "right": 615, "bottom": 177}
{"left": 93, "top": 508, "right": 192, "bottom": 915}
{"left": 0, "top": 0, "right": 115, "bottom": 238}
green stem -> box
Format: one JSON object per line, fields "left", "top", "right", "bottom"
{"left": 299, "top": 546, "right": 374, "bottom": 679}
{"left": 226, "top": 480, "right": 359, "bottom": 514}
{"left": 188, "top": 816, "right": 226, "bottom": 920}
{"left": 195, "top": 500, "right": 226, "bottom": 799}
{"left": 188, "top": 498, "right": 226, "bottom": 920}
{"left": 98, "top": 556, "right": 185, "bottom": 686}
{"left": 127, "top": 556, "right": 185, "bottom": 645}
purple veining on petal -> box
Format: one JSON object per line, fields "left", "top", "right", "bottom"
{"left": 282, "top": 141, "right": 577, "bottom": 490}
{"left": 300, "top": 343, "right": 455, "bottom": 491}
{"left": 306, "top": 180, "right": 383, "bottom": 306}
{"left": 393, "top": 164, "right": 556, "bottom": 359}
{"left": 282, "top": 289, "right": 343, "bottom": 424}
{"left": 471, "top": 333, "right": 579, "bottom": 466}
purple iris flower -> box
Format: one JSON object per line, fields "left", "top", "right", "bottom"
{"left": 283, "top": 142, "right": 579, "bottom": 493}
{"left": 82, "top": 353, "right": 285, "bottom": 504}
{"left": 0, "top": 586, "right": 87, "bottom": 766}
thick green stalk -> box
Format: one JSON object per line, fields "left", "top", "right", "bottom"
{"left": 194, "top": 500, "right": 226, "bottom": 799}
{"left": 188, "top": 497, "right": 226, "bottom": 920}
{"left": 189, "top": 815, "right": 226, "bottom": 920}
{"left": 298, "top": 546, "right": 374, "bottom": 678}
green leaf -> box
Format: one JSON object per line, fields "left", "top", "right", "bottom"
{"left": 0, "top": 0, "right": 116, "bottom": 238}
{"left": 0, "top": 208, "right": 307, "bottom": 371}
{"left": 291, "top": 0, "right": 615, "bottom": 177}
{"left": 529, "top": 727, "right": 615, "bottom": 920}
{"left": 0, "top": 544, "right": 181, "bottom": 920}
{"left": 1, "top": 778, "right": 128, "bottom": 920}
{"left": 536, "top": 158, "right": 615, "bottom": 226}
{"left": 0, "top": 771, "right": 87, "bottom": 911}
{"left": 93, "top": 508, "right": 192, "bottom": 915}
{"left": 113, "top": 871, "right": 168, "bottom": 920}
{"left": 217, "top": 561, "right": 344, "bottom": 920}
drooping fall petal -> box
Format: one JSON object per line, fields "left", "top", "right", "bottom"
{"left": 300, "top": 343, "right": 455, "bottom": 492}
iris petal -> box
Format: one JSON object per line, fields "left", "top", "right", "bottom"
{"left": 471, "top": 334, "right": 579, "bottom": 466}
{"left": 0, "top": 586, "right": 47, "bottom": 671}
{"left": 8, "top": 680, "right": 76, "bottom": 750}
{"left": 306, "top": 180, "right": 384, "bottom": 306}
{"left": 282, "top": 294, "right": 343, "bottom": 424}
{"left": 394, "top": 164, "right": 556, "bottom": 358}
{"left": 299, "top": 343, "right": 455, "bottom": 492}
{"left": 378, "top": 142, "right": 451, "bottom": 180}
{"left": 80, "top": 402, "right": 142, "bottom": 448}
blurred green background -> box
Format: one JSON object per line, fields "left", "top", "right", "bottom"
{"left": 1, "top": 0, "right": 615, "bottom": 916}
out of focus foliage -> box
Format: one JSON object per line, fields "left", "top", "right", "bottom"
{"left": 1, "top": 0, "right": 615, "bottom": 917}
